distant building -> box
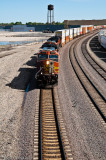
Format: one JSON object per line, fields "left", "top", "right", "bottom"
{"left": 12, "top": 25, "right": 35, "bottom": 32}
{"left": 1, "top": 24, "right": 64, "bottom": 32}
{"left": 64, "top": 19, "right": 106, "bottom": 28}
{"left": 29, "top": 25, "right": 64, "bottom": 32}
{"left": 0, "top": 26, "right": 11, "bottom": 31}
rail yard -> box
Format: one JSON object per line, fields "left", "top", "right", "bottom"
{"left": 0, "top": 26, "right": 106, "bottom": 160}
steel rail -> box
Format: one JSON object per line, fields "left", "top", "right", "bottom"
{"left": 52, "top": 88, "right": 66, "bottom": 160}
{"left": 39, "top": 89, "right": 42, "bottom": 160}
{"left": 69, "top": 36, "right": 106, "bottom": 122}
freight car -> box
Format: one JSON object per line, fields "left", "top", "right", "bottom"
{"left": 35, "top": 49, "right": 59, "bottom": 85}
{"left": 98, "top": 30, "right": 106, "bottom": 49}
{"left": 55, "top": 25, "right": 95, "bottom": 46}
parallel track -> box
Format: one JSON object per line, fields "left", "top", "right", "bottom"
{"left": 39, "top": 89, "right": 66, "bottom": 160}
{"left": 81, "top": 38, "right": 106, "bottom": 80}
{"left": 69, "top": 36, "right": 106, "bottom": 122}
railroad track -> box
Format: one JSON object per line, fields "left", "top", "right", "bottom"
{"left": 81, "top": 38, "right": 106, "bottom": 80}
{"left": 69, "top": 36, "right": 106, "bottom": 122}
{"left": 39, "top": 89, "right": 63, "bottom": 159}
{"left": 33, "top": 88, "right": 73, "bottom": 160}
{"left": 38, "top": 89, "right": 66, "bottom": 160}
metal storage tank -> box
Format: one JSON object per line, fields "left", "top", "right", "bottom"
{"left": 47, "top": 4, "right": 54, "bottom": 24}
{"left": 48, "top": 4, "right": 54, "bottom": 10}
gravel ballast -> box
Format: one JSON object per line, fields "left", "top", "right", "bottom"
{"left": 58, "top": 39, "right": 106, "bottom": 160}
{"left": 0, "top": 31, "right": 105, "bottom": 160}
{"left": 0, "top": 31, "right": 49, "bottom": 159}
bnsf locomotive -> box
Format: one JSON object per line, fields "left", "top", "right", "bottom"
{"left": 35, "top": 36, "right": 61, "bottom": 85}
{"left": 35, "top": 49, "right": 59, "bottom": 85}
{"left": 47, "top": 36, "right": 62, "bottom": 47}
{"left": 41, "top": 41, "right": 59, "bottom": 51}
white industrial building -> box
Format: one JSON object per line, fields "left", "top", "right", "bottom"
{"left": 12, "top": 25, "right": 35, "bottom": 32}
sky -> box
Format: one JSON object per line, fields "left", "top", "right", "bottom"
{"left": 0, "top": 0, "right": 106, "bottom": 23}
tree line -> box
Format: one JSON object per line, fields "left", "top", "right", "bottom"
{"left": 0, "top": 21, "right": 64, "bottom": 26}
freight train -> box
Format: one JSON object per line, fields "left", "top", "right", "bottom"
{"left": 35, "top": 24, "right": 106, "bottom": 86}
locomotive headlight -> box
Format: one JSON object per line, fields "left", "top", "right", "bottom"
{"left": 46, "top": 60, "right": 50, "bottom": 65}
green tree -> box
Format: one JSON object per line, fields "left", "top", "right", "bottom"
{"left": 14, "top": 22, "right": 22, "bottom": 25}
{"left": 26, "top": 22, "right": 33, "bottom": 25}
{"left": 9, "top": 22, "right": 15, "bottom": 25}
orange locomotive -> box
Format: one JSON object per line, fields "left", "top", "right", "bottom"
{"left": 47, "top": 36, "right": 62, "bottom": 47}
{"left": 41, "top": 36, "right": 62, "bottom": 52}
{"left": 35, "top": 49, "right": 59, "bottom": 85}
{"left": 41, "top": 41, "right": 59, "bottom": 51}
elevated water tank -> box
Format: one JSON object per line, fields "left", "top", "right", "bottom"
{"left": 48, "top": 4, "right": 54, "bottom": 10}
{"left": 47, "top": 4, "right": 54, "bottom": 24}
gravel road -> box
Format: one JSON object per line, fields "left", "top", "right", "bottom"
{"left": 58, "top": 37, "right": 106, "bottom": 160}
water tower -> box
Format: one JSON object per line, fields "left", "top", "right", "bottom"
{"left": 47, "top": 4, "right": 54, "bottom": 24}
